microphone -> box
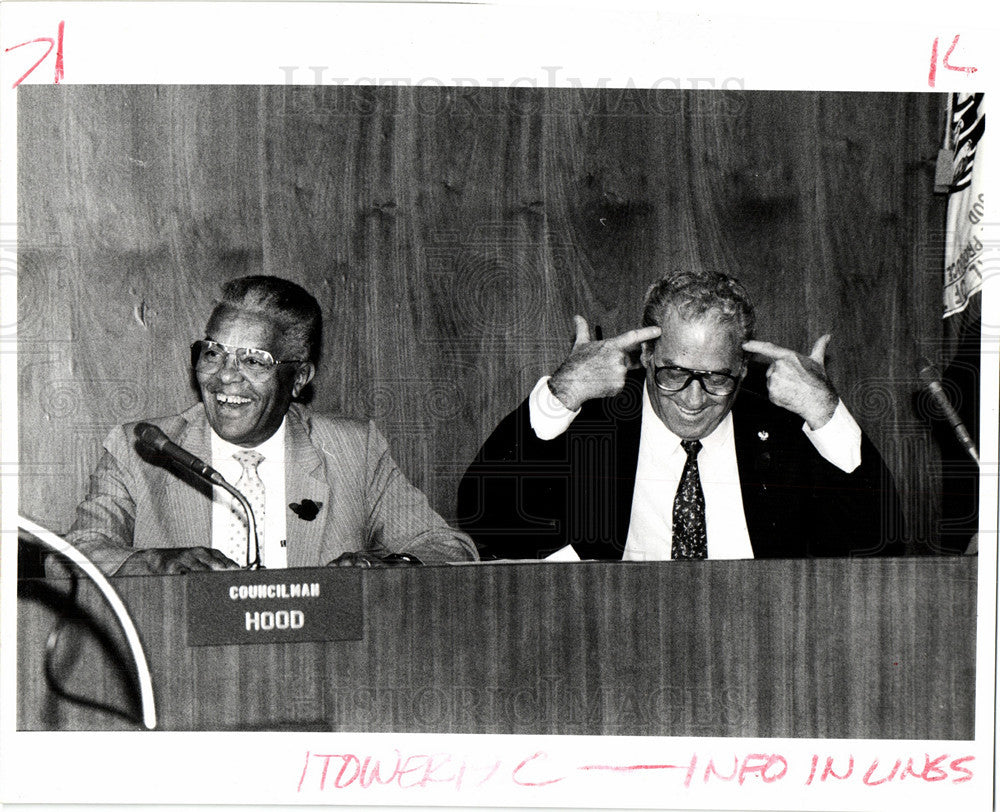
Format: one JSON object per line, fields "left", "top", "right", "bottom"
{"left": 133, "top": 423, "right": 262, "bottom": 568}
{"left": 916, "top": 358, "right": 979, "bottom": 466}
{"left": 134, "top": 422, "right": 226, "bottom": 485}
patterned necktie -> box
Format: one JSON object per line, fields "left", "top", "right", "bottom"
{"left": 229, "top": 449, "right": 265, "bottom": 567}
{"left": 672, "top": 439, "right": 707, "bottom": 559}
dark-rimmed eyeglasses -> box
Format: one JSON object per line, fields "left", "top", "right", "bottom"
{"left": 191, "top": 340, "right": 304, "bottom": 378}
{"left": 653, "top": 365, "right": 741, "bottom": 396}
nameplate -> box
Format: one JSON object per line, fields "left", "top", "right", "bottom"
{"left": 185, "top": 568, "right": 363, "bottom": 646}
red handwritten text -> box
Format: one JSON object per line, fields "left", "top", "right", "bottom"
{"left": 299, "top": 750, "right": 503, "bottom": 792}
{"left": 929, "top": 35, "right": 978, "bottom": 88}
{"left": 4, "top": 21, "right": 64, "bottom": 89}
{"left": 806, "top": 754, "right": 975, "bottom": 786}
{"left": 295, "top": 749, "right": 975, "bottom": 792}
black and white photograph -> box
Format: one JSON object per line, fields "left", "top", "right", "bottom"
{"left": 1, "top": 4, "right": 996, "bottom": 811}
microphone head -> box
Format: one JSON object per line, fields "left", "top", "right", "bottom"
{"left": 916, "top": 356, "right": 942, "bottom": 386}
{"left": 134, "top": 422, "right": 169, "bottom": 451}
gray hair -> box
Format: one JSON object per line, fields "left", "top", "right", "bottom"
{"left": 207, "top": 275, "right": 322, "bottom": 364}
{"left": 641, "top": 269, "right": 755, "bottom": 343}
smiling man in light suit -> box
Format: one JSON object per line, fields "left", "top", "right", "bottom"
{"left": 65, "top": 275, "right": 477, "bottom": 575}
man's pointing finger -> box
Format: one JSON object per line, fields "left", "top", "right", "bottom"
{"left": 607, "top": 325, "right": 662, "bottom": 351}
{"left": 742, "top": 339, "right": 798, "bottom": 361}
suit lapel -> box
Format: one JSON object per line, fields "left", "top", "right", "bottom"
{"left": 612, "top": 374, "right": 644, "bottom": 558}
{"left": 732, "top": 392, "right": 780, "bottom": 558}
{"left": 570, "top": 370, "right": 643, "bottom": 561}
{"left": 283, "top": 406, "right": 333, "bottom": 568}
{"left": 167, "top": 404, "right": 213, "bottom": 548}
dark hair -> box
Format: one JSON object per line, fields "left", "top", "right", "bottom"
{"left": 641, "top": 269, "right": 755, "bottom": 342}
{"left": 208, "top": 275, "right": 322, "bottom": 364}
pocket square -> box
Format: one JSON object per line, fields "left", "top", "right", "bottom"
{"left": 290, "top": 499, "right": 323, "bottom": 521}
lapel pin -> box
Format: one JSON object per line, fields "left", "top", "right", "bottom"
{"left": 758, "top": 430, "right": 769, "bottom": 442}
{"left": 290, "top": 499, "right": 323, "bottom": 521}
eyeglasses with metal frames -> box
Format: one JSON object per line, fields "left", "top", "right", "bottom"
{"left": 653, "top": 364, "right": 741, "bottom": 396}
{"left": 190, "top": 340, "right": 304, "bottom": 377}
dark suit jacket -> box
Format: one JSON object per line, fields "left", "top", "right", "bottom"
{"left": 457, "top": 370, "right": 905, "bottom": 560}
{"left": 66, "top": 403, "right": 477, "bottom": 574}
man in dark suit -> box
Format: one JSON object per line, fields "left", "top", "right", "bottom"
{"left": 65, "top": 275, "right": 477, "bottom": 575}
{"left": 457, "top": 270, "right": 904, "bottom": 560}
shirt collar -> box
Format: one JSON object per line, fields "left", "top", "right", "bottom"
{"left": 640, "top": 382, "right": 733, "bottom": 452}
{"left": 210, "top": 415, "right": 287, "bottom": 465}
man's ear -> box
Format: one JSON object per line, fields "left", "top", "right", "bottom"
{"left": 292, "top": 362, "right": 316, "bottom": 398}
{"left": 639, "top": 341, "right": 652, "bottom": 367}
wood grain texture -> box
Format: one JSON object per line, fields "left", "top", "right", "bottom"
{"left": 18, "top": 86, "right": 952, "bottom": 551}
{"left": 17, "top": 560, "right": 976, "bottom": 737}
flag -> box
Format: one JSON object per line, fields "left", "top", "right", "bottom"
{"left": 942, "top": 92, "right": 985, "bottom": 318}
{"left": 934, "top": 92, "right": 983, "bottom": 553}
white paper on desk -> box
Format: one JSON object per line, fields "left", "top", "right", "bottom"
{"left": 544, "top": 543, "right": 581, "bottom": 561}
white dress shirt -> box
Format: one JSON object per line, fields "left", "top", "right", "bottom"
{"left": 210, "top": 418, "right": 288, "bottom": 568}
{"left": 528, "top": 376, "right": 862, "bottom": 559}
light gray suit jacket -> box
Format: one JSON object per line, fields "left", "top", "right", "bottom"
{"left": 66, "top": 403, "right": 477, "bottom": 574}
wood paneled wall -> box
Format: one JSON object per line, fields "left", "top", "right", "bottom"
{"left": 18, "top": 86, "right": 952, "bottom": 549}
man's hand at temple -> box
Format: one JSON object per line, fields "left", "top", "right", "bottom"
{"left": 742, "top": 334, "right": 839, "bottom": 430}
{"left": 114, "top": 546, "right": 241, "bottom": 575}
{"left": 548, "top": 316, "right": 662, "bottom": 412}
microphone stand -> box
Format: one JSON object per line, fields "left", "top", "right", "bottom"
{"left": 219, "top": 481, "right": 263, "bottom": 570}
{"left": 18, "top": 515, "right": 158, "bottom": 730}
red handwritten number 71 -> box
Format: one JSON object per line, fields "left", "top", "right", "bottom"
{"left": 928, "top": 35, "right": 978, "bottom": 88}
{"left": 5, "top": 21, "right": 65, "bottom": 89}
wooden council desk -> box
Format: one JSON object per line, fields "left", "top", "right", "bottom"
{"left": 16, "top": 558, "right": 977, "bottom": 738}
